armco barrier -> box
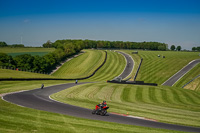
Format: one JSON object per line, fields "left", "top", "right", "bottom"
{"left": 182, "top": 74, "right": 200, "bottom": 88}
{"left": 107, "top": 80, "right": 157, "bottom": 86}
{"left": 133, "top": 58, "right": 143, "bottom": 81}
{"left": 0, "top": 51, "right": 107, "bottom": 81}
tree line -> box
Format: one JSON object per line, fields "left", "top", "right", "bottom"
{"left": 192, "top": 46, "right": 200, "bottom": 52}
{"left": 0, "top": 39, "right": 175, "bottom": 74}
{"left": 0, "top": 41, "right": 25, "bottom": 48}
{"left": 43, "top": 39, "right": 168, "bottom": 51}
{"left": 0, "top": 40, "right": 83, "bottom": 73}
{"left": 170, "top": 45, "right": 182, "bottom": 51}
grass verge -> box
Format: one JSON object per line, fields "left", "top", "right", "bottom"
{"left": 51, "top": 82, "right": 200, "bottom": 127}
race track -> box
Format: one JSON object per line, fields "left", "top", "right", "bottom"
{"left": 3, "top": 52, "right": 200, "bottom": 132}
{"left": 116, "top": 51, "right": 134, "bottom": 79}
{"left": 163, "top": 59, "right": 200, "bottom": 86}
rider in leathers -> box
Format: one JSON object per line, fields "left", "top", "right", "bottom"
{"left": 95, "top": 101, "right": 107, "bottom": 113}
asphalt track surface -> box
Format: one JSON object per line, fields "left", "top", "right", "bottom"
{"left": 116, "top": 51, "right": 134, "bottom": 79}
{"left": 163, "top": 59, "right": 200, "bottom": 86}
{"left": 3, "top": 53, "right": 200, "bottom": 132}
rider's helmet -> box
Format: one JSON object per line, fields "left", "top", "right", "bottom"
{"left": 103, "top": 101, "right": 106, "bottom": 104}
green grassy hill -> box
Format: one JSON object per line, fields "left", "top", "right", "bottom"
{"left": 87, "top": 50, "right": 126, "bottom": 81}
{"left": 52, "top": 50, "right": 126, "bottom": 81}
{"left": 0, "top": 69, "right": 54, "bottom": 79}
{"left": 51, "top": 82, "right": 200, "bottom": 127}
{"left": 135, "top": 51, "right": 199, "bottom": 84}
{"left": 52, "top": 50, "right": 106, "bottom": 78}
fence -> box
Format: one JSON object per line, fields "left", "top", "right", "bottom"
{"left": 133, "top": 58, "right": 143, "bottom": 81}
{"left": 182, "top": 74, "right": 200, "bottom": 88}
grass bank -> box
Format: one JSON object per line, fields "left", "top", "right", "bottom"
{"left": 51, "top": 82, "right": 200, "bottom": 127}
{"left": 0, "top": 69, "right": 54, "bottom": 79}
{"left": 52, "top": 50, "right": 105, "bottom": 79}
{"left": 87, "top": 50, "right": 126, "bottom": 81}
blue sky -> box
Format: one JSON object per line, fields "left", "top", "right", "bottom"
{"left": 0, "top": 0, "right": 200, "bottom": 50}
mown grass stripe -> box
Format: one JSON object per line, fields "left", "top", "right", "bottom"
{"left": 135, "top": 87, "right": 143, "bottom": 102}
{"left": 121, "top": 87, "right": 130, "bottom": 102}
{"left": 149, "top": 87, "right": 158, "bottom": 103}
{"left": 87, "top": 50, "right": 125, "bottom": 81}
{"left": 52, "top": 50, "right": 105, "bottom": 79}
{"left": 170, "top": 89, "right": 185, "bottom": 105}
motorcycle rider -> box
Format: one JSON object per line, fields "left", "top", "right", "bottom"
{"left": 95, "top": 101, "right": 107, "bottom": 114}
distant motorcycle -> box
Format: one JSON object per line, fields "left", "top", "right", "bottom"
{"left": 92, "top": 104, "right": 109, "bottom": 116}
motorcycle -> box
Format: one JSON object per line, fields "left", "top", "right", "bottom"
{"left": 92, "top": 104, "right": 109, "bottom": 116}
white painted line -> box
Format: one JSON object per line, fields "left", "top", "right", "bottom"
{"left": 1, "top": 95, "right": 25, "bottom": 108}
{"left": 49, "top": 96, "right": 66, "bottom": 104}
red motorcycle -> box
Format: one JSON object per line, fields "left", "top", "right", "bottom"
{"left": 92, "top": 104, "right": 109, "bottom": 116}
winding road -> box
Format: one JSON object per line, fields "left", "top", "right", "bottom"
{"left": 117, "top": 51, "right": 134, "bottom": 79}
{"left": 3, "top": 52, "right": 200, "bottom": 132}
{"left": 163, "top": 59, "right": 200, "bottom": 86}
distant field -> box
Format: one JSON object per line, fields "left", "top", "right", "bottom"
{"left": 174, "top": 63, "right": 200, "bottom": 91}
{"left": 135, "top": 51, "right": 200, "bottom": 85}
{"left": 51, "top": 82, "right": 200, "bottom": 127}
{"left": 0, "top": 69, "right": 54, "bottom": 79}
{"left": 52, "top": 50, "right": 105, "bottom": 79}
{"left": 7, "top": 52, "right": 49, "bottom": 57}
{"left": 0, "top": 81, "right": 183, "bottom": 133}
{"left": 0, "top": 47, "right": 55, "bottom": 57}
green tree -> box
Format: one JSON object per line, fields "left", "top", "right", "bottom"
{"left": 170, "top": 45, "right": 176, "bottom": 51}
{"left": 14, "top": 54, "right": 34, "bottom": 70}
{"left": 158, "top": 45, "right": 166, "bottom": 51}
{"left": 197, "top": 47, "right": 200, "bottom": 51}
{"left": 0, "top": 41, "right": 8, "bottom": 47}
{"left": 0, "top": 53, "right": 14, "bottom": 67}
{"left": 43, "top": 40, "right": 52, "bottom": 48}
{"left": 32, "top": 55, "right": 43, "bottom": 72}
{"left": 177, "top": 46, "right": 181, "bottom": 51}
{"left": 10, "top": 44, "right": 24, "bottom": 47}
{"left": 192, "top": 47, "right": 196, "bottom": 51}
